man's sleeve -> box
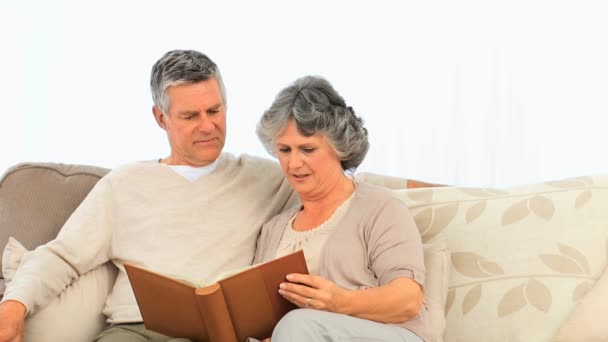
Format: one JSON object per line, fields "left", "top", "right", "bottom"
{"left": 1, "top": 176, "right": 115, "bottom": 315}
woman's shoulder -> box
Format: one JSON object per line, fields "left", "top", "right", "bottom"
{"left": 354, "top": 181, "right": 407, "bottom": 208}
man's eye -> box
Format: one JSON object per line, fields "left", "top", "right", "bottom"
{"left": 208, "top": 110, "right": 219, "bottom": 115}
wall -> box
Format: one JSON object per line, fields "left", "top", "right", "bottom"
{"left": 1, "top": 0, "right": 607, "bottom": 186}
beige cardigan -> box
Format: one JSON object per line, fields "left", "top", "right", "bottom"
{"left": 254, "top": 182, "right": 430, "bottom": 342}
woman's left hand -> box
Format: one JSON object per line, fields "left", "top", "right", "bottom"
{"left": 278, "top": 273, "right": 352, "bottom": 314}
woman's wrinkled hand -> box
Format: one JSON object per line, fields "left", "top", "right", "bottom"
{"left": 278, "top": 273, "right": 352, "bottom": 314}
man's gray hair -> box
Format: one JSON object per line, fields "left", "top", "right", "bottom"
{"left": 150, "top": 50, "right": 226, "bottom": 114}
{"left": 257, "top": 76, "right": 369, "bottom": 172}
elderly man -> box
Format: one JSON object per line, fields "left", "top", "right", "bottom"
{"left": 0, "top": 50, "right": 296, "bottom": 341}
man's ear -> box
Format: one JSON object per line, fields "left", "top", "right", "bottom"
{"left": 153, "top": 106, "right": 167, "bottom": 130}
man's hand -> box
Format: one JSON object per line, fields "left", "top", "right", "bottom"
{"left": 0, "top": 300, "right": 26, "bottom": 342}
{"left": 278, "top": 273, "right": 352, "bottom": 314}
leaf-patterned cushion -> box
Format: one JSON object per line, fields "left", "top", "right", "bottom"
{"left": 552, "top": 264, "right": 608, "bottom": 342}
{"left": 394, "top": 175, "right": 608, "bottom": 342}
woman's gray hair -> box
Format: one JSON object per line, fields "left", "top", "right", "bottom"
{"left": 257, "top": 76, "right": 369, "bottom": 172}
{"left": 150, "top": 50, "right": 227, "bottom": 114}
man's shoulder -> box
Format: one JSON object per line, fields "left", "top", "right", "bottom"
{"left": 236, "top": 153, "right": 279, "bottom": 169}
{"left": 221, "top": 153, "right": 282, "bottom": 177}
{"left": 102, "top": 160, "right": 160, "bottom": 181}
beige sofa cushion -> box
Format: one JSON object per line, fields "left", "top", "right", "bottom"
{"left": 0, "top": 162, "right": 109, "bottom": 278}
{"left": 2, "top": 237, "right": 117, "bottom": 342}
{"left": 395, "top": 175, "right": 608, "bottom": 342}
{"left": 552, "top": 264, "right": 608, "bottom": 342}
{"left": 422, "top": 238, "right": 450, "bottom": 342}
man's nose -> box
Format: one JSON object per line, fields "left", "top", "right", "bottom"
{"left": 197, "top": 115, "right": 214, "bottom": 132}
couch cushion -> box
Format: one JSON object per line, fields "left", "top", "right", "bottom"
{"left": 0, "top": 163, "right": 109, "bottom": 277}
{"left": 552, "top": 264, "right": 608, "bottom": 342}
{"left": 394, "top": 175, "right": 608, "bottom": 342}
{"left": 422, "top": 238, "right": 450, "bottom": 342}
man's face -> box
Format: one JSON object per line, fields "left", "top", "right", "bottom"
{"left": 154, "top": 79, "right": 226, "bottom": 166}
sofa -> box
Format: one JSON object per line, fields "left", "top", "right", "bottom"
{"left": 1, "top": 162, "right": 607, "bottom": 342}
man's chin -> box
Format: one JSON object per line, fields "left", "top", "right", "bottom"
{"left": 193, "top": 149, "right": 222, "bottom": 165}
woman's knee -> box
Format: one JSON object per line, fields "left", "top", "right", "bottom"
{"left": 272, "top": 309, "right": 328, "bottom": 341}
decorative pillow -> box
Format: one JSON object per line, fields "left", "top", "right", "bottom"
{"left": 422, "top": 238, "right": 450, "bottom": 342}
{"left": 2, "top": 237, "right": 28, "bottom": 283}
{"left": 552, "top": 264, "right": 608, "bottom": 341}
{"left": 394, "top": 175, "right": 608, "bottom": 342}
{"left": 1, "top": 238, "right": 118, "bottom": 342}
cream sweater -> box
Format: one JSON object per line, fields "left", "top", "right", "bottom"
{"left": 3, "top": 153, "right": 296, "bottom": 323}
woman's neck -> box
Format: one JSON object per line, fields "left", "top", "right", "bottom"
{"left": 295, "top": 176, "right": 355, "bottom": 230}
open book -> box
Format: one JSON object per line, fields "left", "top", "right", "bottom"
{"left": 124, "top": 250, "right": 309, "bottom": 342}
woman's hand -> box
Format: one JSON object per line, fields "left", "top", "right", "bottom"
{"left": 278, "top": 273, "right": 352, "bottom": 314}
{"left": 279, "top": 275, "right": 423, "bottom": 323}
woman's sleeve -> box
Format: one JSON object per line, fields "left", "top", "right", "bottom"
{"left": 367, "top": 198, "right": 425, "bottom": 288}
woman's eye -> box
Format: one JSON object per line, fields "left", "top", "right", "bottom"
{"left": 303, "top": 148, "right": 316, "bottom": 153}
{"left": 278, "top": 148, "right": 290, "bottom": 153}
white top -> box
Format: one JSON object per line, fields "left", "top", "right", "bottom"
{"left": 166, "top": 158, "right": 219, "bottom": 182}
{"left": 276, "top": 193, "right": 354, "bottom": 275}
{"left": 2, "top": 153, "right": 297, "bottom": 323}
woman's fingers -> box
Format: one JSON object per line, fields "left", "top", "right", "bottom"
{"left": 279, "top": 281, "right": 316, "bottom": 298}
{"left": 278, "top": 286, "right": 311, "bottom": 308}
{"left": 285, "top": 273, "right": 323, "bottom": 288}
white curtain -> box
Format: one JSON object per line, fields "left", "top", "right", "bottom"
{"left": 2, "top": 0, "right": 607, "bottom": 187}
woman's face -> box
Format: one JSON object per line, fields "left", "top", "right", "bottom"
{"left": 275, "top": 119, "right": 345, "bottom": 200}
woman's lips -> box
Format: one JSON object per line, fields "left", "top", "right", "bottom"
{"left": 291, "top": 174, "right": 310, "bottom": 181}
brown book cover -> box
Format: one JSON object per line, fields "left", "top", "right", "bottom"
{"left": 124, "top": 250, "right": 309, "bottom": 342}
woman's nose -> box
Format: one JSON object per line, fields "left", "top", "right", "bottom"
{"left": 288, "top": 153, "right": 303, "bottom": 168}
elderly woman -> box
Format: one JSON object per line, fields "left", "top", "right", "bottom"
{"left": 254, "top": 76, "right": 429, "bottom": 342}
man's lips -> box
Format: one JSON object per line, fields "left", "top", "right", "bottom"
{"left": 194, "top": 138, "right": 218, "bottom": 144}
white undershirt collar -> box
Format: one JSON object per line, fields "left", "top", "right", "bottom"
{"left": 161, "top": 159, "right": 220, "bottom": 182}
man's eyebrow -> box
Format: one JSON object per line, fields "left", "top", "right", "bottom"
{"left": 208, "top": 103, "right": 223, "bottom": 111}
{"left": 176, "top": 110, "right": 200, "bottom": 116}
